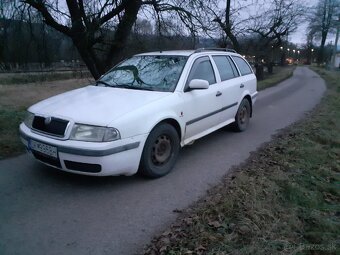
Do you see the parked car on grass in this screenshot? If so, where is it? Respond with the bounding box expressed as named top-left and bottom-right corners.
top-left (20, 48), bottom-right (257, 178)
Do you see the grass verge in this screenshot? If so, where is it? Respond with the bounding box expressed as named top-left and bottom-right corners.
top-left (0, 78), bottom-right (91, 159)
top-left (0, 106), bottom-right (26, 159)
top-left (144, 67), bottom-right (340, 254)
top-left (258, 66), bottom-right (295, 91)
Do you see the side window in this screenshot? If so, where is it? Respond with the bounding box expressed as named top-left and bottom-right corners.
top-left (212, 56), bottom-right (238, 81)
top-left (187, 57), bottom-right (216, 87)
top-left (232, 56), bottom-right (253, 76)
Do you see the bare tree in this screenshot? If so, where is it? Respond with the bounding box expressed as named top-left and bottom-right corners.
top-left (21, 0), bottom-right (203, 79)
top-left (308, 0), bottom-right (340, 64)
top-left (249, 0), bottom-right (305, 49)
top-left (212, 0), bottom-right (241, 51)
top-left (199, 0), bottom-right (254, 51)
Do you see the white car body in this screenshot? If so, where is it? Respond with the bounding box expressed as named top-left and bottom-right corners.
top-left (20, 49), bottom-right (257, 176)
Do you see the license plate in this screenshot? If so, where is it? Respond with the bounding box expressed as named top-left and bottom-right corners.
top-left (29, 140), bottom-right (58, 159)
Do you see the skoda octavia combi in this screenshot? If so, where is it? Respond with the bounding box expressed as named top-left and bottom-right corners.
top-left (20, 49), bottom-right (257, 178)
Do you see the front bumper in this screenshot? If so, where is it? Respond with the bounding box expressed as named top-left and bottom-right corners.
top-left (20, 123), bottom-right (148, 176)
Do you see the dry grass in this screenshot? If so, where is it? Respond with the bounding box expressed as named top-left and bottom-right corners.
top-left (0, 78), bottom-right (93, 109)
top-left (0, 78), bottom-right (93, 159)
top-left (0, 70), bottom-right (91, 85)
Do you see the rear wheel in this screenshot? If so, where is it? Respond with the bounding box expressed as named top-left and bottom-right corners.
top-left (139, 123), bottom-right (180, 178)
top-left (232, 98), bottom-right (251, 132)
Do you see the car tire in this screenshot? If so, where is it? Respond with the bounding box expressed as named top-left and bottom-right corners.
top-left (232, 98), bottom-right (251, 132)
top-left (139, 123), bottom-right (180, 178)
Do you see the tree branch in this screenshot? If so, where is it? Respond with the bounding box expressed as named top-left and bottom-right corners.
top-left (98, 0), bottom-right (130, 26)
top-left (23, 0), bottom-right (71, 36)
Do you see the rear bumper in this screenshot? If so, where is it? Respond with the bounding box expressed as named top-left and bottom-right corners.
top-left (20, 123), bottom-right (148, 176)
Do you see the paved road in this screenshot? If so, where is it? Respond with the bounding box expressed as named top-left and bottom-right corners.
top-left (0, 67), bottom-right (326, 255)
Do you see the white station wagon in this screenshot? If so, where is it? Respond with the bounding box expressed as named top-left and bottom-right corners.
top-left (20, 49), bottom-right (257, 178)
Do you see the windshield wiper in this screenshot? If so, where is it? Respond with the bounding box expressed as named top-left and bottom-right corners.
top-left (116, 84), bottom-right (156, 91)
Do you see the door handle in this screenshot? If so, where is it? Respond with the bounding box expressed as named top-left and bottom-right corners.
top-left (216, 91), bottom-right (222, 97)
top-left (240, 84), bottom-right (245, 88)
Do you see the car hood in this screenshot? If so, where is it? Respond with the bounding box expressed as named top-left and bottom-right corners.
top-left (29, 85), bottom-right (171, 126)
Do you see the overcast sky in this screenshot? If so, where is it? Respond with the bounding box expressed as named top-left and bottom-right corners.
top-left (232, 0), bottom-right (319, 45)
top-left (289, 0), bottom-right (317, 45)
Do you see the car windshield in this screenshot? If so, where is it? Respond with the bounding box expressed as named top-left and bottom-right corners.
top-left (98, 55), bottom-right (188, 92)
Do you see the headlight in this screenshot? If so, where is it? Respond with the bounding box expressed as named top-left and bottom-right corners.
top-left (24, 111), bottom-right (34, 128)
top-left (70, 124), bottom-right (120, 142)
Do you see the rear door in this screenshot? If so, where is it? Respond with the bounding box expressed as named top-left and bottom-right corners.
top-left (231, 55), bottom-right (257, 98)
top-left (211, 55), bottom-right (241, 122)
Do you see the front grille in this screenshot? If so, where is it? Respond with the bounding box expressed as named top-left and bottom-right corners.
top-left (32, 116), bottom-right (69, 137)
top-left (32, 151), bottom-right (61, 168)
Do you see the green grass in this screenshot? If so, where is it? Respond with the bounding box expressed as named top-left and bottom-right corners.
top-left (0, 70), bottom-right (91, 85)
top-left (258, 66), bottom-right (295, 91)
top-left (0, 106), bottom-right (26, 159)
top-left (144, 68), bottom-right (340, 254)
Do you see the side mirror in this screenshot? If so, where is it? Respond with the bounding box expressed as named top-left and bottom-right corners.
top-left (188, 79), bottom-right (209, 90)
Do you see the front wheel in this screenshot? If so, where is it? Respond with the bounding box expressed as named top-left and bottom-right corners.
top-left (139, 123), bottom-right (180, 178)
top-left (232, 99), bottom-right (251, 132)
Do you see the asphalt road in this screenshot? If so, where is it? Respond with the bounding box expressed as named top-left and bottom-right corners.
top-left (0, 67), bottom-right (326, 255)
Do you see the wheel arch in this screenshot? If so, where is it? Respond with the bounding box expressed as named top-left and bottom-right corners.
top-left (243, 94), bottom-right (253, 117)
top-left (151, 118), bottom-right (182, 141)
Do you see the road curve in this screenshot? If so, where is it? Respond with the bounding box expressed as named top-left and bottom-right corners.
top-left (0, 67), bottom-right (326, 255)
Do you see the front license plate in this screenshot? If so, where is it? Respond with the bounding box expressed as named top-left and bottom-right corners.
top-left (29, 140), bottom-right (58, 159)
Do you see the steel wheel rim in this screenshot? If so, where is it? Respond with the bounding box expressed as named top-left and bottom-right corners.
top-left (239, 106), bottom-right (248, 124)
top-left (151, 135), bottom-right (172, 165)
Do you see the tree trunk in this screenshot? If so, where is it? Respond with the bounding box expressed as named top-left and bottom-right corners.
top-left (23, 0), bottom-right (143, 79)
top-left (318, 32), bottom-right (327, 64)
top-left (104, 0), bottom-right (142, 69)
top-left (225, 29), bottom-right (240, 52)
top-left (73, 38), bottom-right (102, 80)
top-left (224, 0), bottom-right (240, 52)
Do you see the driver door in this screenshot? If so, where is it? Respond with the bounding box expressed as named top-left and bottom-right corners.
top-left (181, 57), bottom-right (224, 143)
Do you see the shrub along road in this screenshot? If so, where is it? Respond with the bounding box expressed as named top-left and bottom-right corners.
top-left (0, 67), bottom-right (326, 255)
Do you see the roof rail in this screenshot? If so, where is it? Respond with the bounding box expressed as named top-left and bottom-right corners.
top-left (194, 48), bottom-right (237, 53)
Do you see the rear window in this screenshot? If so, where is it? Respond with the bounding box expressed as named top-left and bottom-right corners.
top-left (232, 56), bottom-right (253, 76)
top-left (212, 56), bottom-right (238, 81)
